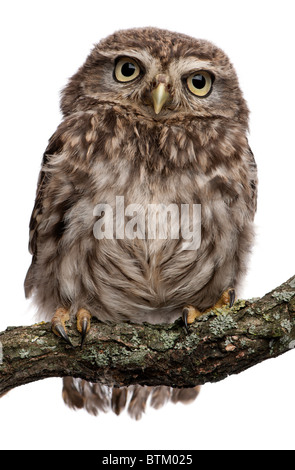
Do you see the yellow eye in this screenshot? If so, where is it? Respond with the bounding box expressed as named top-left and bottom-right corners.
top-left (115, 58), bottom-right (141, 83)
top-left (187, 71), bottom-right (212, 97)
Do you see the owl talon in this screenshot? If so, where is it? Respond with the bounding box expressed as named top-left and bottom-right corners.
top-left (54, 324), bottom-right (73, 347)
top-left (182, 308), bottom-right (189, 334)
top-left (182, 305), bottom-right (203, 333)
top-left (217, 287), bottom-right (236, 308)
top-left (51, 308), bottom-right (73, 347)
top-left (182, 287), bottom-right (236, 332)
top-left (76, 308), bottom-right (92, 348)
top-left (229, 288), bottom-right (236, 308)
top-left (80, 318), bottom-right (89, 348)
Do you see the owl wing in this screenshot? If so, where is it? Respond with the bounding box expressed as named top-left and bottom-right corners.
top-left (24, 129), bottom-right (64, 298)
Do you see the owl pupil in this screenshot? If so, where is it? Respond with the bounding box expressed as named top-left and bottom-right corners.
top-left (121, 62), bottom-right (136, 77)
top-left (192, 75), bottom-right (206, 89)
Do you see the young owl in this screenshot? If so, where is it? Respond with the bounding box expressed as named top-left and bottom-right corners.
top-left (25, 27), bottom-right (257, 419)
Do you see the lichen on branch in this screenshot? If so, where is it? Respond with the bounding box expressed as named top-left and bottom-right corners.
top-left (0, 275), bottom-right (295, 396)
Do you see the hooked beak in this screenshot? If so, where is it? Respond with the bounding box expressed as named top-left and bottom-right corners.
top-left (151, 82), bottom-right (170, 115)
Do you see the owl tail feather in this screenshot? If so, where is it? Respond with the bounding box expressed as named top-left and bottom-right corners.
top-left (62, 378), bottom-right (200, 420)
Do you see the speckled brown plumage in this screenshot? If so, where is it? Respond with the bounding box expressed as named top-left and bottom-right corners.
top-left (25, 27), bottom-right (257, 419)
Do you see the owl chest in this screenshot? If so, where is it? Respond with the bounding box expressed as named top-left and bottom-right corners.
top-left (88, 158), bottom-right (212, 255)
top-left (56, 150), bottom-right (238, 309)
top-left (72, 149), bottom-right (232, 242)
top-left (65, 137), bottom-right (240, 263)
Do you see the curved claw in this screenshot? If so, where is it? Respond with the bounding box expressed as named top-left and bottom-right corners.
top-left (77, 308), bottom-right (92, 348)
top-left (80, 318), bottom-right (89, 348)
top-left (182, 308), bottom-right (189, 334)
top-left (229, 288), bottom-right (236, 308)
top-left (51, 308), bottom-right (73, 347)
top-left (54, 323), bottom-right (73, 347)
top-left (182, 305), bottom-right (203, 334)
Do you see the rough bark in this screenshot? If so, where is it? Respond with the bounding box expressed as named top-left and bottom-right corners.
top-left (0, 275), bottom-right (295, 396)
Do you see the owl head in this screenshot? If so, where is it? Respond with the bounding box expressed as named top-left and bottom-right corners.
top-left (61, 27), bottom-right (248, 127)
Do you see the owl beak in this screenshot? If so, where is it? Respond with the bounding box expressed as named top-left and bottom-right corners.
top-left (151, 82), bottom-right (170, 115)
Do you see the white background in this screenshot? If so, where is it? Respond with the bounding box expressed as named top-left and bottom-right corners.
top-left (0, 0), bottom-right (294, 451)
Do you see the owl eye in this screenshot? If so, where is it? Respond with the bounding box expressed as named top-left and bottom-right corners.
top-left (114, 58), bottom-right (141, 83)
top-left (187, 71), bottom-right (212, 97)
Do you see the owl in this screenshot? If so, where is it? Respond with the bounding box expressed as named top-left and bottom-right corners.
top-left (24, 27), bottom-right (257, 419)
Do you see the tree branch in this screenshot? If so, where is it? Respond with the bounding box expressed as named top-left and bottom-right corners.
top-left (1, 275), bottom-right (295, 396)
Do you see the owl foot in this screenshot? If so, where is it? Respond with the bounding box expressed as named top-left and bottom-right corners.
top-left (51, 307), bottom-right (92, 348)
top-left (51, 308), bottom-right (73, 347)
top-left (182, 288), bottom-right (235, 333)
top-left (182, 306), bottom-right (203, 333)
top-left (216, 288), bottom-right (236, 309)
top-left (76, 308), bottom-right (92, 348)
